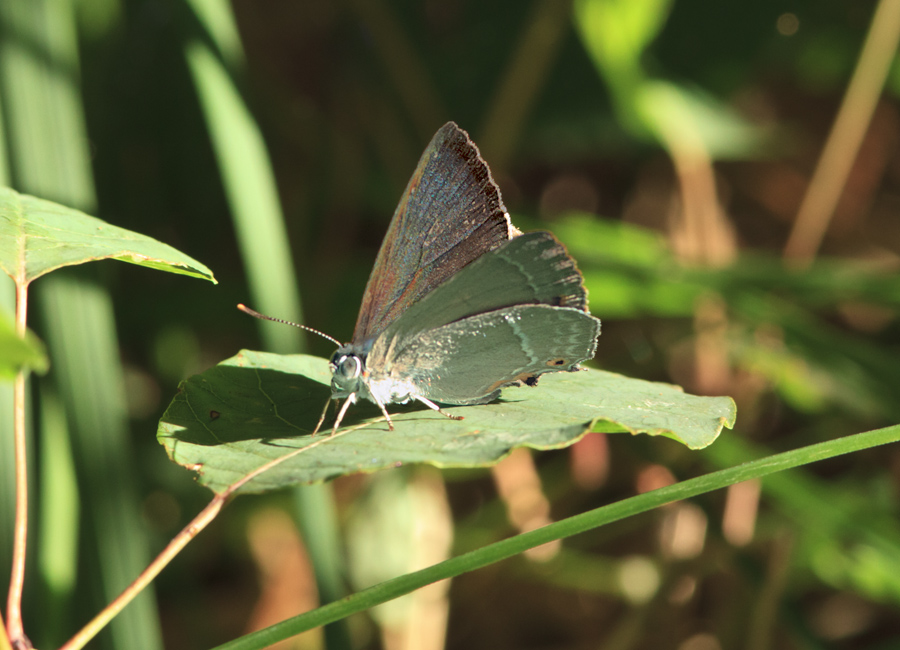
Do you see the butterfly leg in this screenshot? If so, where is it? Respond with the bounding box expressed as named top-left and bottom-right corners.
top-left (415, 396), bottom-right (463, 421)
top-left (370, 394), bottom-right (395, 431)
top-left (331, 396), bottom-right (357, 435)
top-left (329, 394), bottom-right (396, 434)
top-left (311, 398), bottom-right (334, 437)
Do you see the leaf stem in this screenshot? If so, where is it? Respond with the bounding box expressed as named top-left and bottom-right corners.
top-left (60, 424), bottom-right (355, 650)
top-left (6, 281), bottom-right (29, 649)
top-left (59, 492), bottom-right (226, 650)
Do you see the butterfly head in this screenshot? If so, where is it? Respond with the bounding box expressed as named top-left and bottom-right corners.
top-left (330, 346), bottom-right (368, 399)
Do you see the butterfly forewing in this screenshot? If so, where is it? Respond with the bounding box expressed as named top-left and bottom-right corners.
top-left (352, 122), bottom-right (515, 343)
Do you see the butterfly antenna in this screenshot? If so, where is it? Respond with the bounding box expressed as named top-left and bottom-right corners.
top-left (237, 304), bottom-right (342, 347)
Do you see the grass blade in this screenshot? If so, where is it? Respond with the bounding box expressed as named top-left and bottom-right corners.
top-left (210, 424), bottom-right (900, 650)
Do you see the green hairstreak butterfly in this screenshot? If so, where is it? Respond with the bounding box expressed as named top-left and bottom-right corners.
top-left (241, 122), bottom-right (601, 434)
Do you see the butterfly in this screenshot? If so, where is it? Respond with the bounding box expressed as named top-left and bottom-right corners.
top-left (241, 122), bottom-right (601, 434)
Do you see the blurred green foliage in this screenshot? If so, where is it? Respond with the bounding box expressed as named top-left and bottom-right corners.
top-left (2, 0), bottom-right (900, 649)
top-left (0, 311), bottom-right (46, 379)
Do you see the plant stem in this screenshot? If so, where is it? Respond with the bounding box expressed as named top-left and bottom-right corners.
top-left (478, 0), bottom-right (572, 175)
top-left (60, 425), bottom-right (354, 650)
top-left (59, 493), bottom-right (227, 650)
top-left (6, 281), bottom-right (28, 649)
top-left (784, 0), bottom-right (900, 266)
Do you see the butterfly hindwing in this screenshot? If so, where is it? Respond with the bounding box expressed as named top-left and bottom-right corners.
top-left (370, 304), bottom-right (600, 405)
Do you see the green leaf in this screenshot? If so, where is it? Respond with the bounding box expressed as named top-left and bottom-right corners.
top-left (636, 80), bottom-right (771, 159)
top-left (0, 309), bottom-right (47, 378)
top-left (546, 214), bottom-right (704, 317)
top-left (554, 214), bottom-right (900, 319)
top-left (0, 186), bottom-right (216, 284)
top-left (549, 212), bottom-right (672, 269)
top-left (574, 0), bottom-right (674, 74)
top-left (157, 351), bottom-right (736, 494)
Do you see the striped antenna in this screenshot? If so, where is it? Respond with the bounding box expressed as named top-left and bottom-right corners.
top-left (237, 304), bottom-right (342, 347)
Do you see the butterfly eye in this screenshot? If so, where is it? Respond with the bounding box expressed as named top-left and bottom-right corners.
top-left (336, 355), bottom-right (362, 381)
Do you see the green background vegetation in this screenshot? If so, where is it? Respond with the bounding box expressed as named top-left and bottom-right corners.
top-left (2, 0), bottom-right (900, 648)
